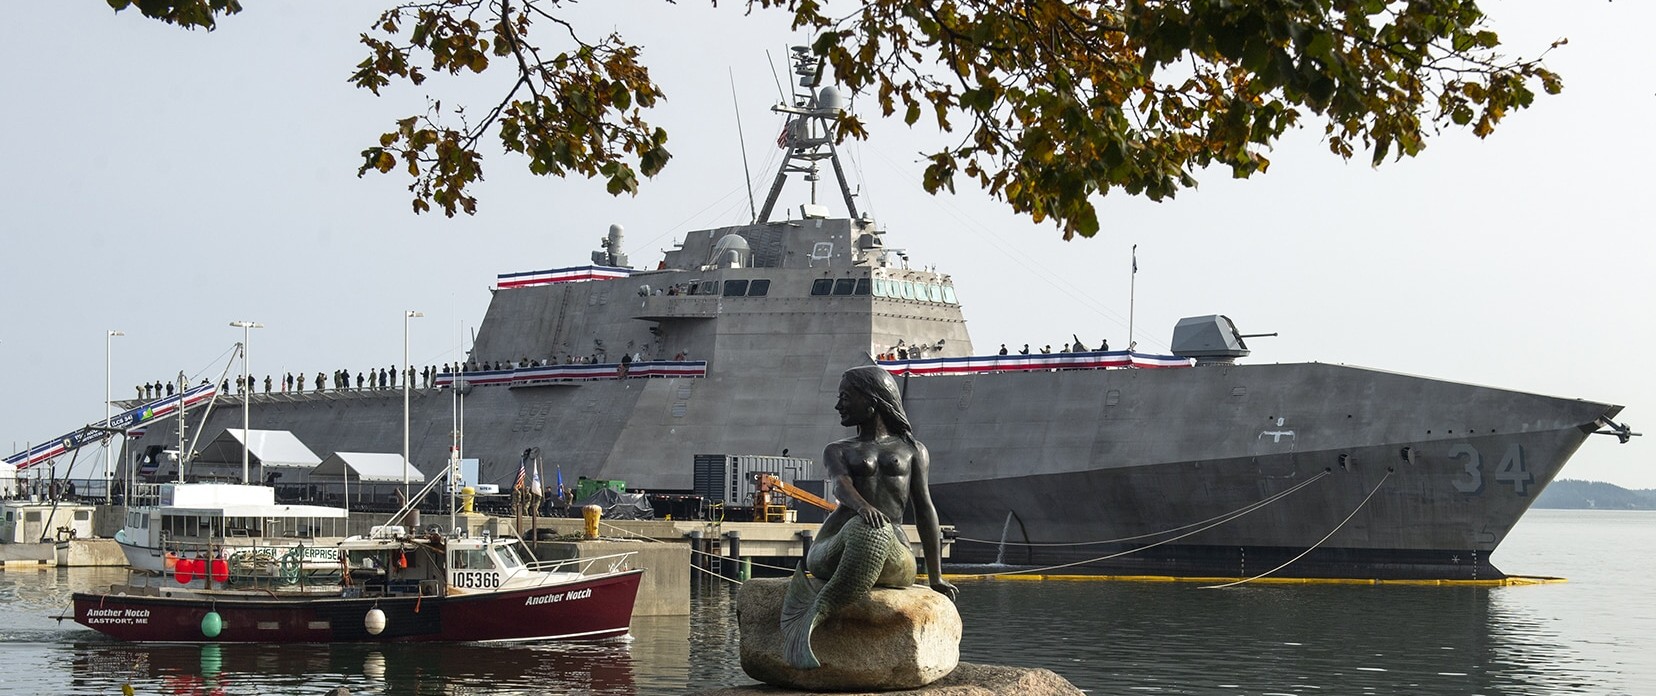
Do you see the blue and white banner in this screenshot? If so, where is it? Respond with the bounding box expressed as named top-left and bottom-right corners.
top-left (4, 383), bottom-right (217, 470)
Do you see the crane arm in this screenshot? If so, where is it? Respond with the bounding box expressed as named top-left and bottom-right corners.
top-left (755, 474), bottom-right (837, 512)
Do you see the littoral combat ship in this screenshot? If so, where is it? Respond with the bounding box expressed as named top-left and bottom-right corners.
top-left (119, 51), bottom-right (1631, 581)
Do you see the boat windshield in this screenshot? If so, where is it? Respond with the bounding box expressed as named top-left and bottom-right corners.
top-left (496, 543), bottom-right (526, 570)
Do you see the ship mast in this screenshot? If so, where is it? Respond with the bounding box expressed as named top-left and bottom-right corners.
top-left (757, 46), bottom-right (858, 223)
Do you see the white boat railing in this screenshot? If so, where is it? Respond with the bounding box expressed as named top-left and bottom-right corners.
top-left (509, 551), bottom-right (636, 587)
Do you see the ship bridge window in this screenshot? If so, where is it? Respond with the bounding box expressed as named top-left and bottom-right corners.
top-left (811, 279), bottom-right (834, 296)
top-left (854, 278), bottom-right (871, 295)
top-left (723, 279), bottom-right (749, 296)
top-left (872, 279), bottom-right (888, 297)
top-left (698, 280), bottom-right (718, 295)
top-left (748, 279), bottom-right (770, 296)
top-left (942, 285), bottom-right (957, 304)
top-left (899, 281), bottom-right (915, 300)
top-left (832, 278), bottom-right (856, 296)
top-left (926, 284), bottom-right (943, 302)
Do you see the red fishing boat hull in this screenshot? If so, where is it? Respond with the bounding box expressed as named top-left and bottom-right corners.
top-left (72, 570), bottom-right (642, 643)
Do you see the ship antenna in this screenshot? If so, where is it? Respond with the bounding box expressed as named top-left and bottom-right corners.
top-left (765, 49), bottom-right (787, 102)
top-left (731, 68), bottom-right (758, 223)
top-left (756, 45), bottom-right (859, 223)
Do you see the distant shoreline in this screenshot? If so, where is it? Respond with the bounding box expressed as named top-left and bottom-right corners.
top-left (1535, 479), bottom-right (1656, 510)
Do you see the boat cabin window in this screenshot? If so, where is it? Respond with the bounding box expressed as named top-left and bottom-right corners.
top-left (942, 285), bottom-right (957, 304)
top-left (723, 279), bottom-right (749, 296)
top-left (748, 279), bottom-right (770, 296)
top-left (927, 284), bottom-right (943, 302)
top-left (872, 279), bottom-right (887, 297)
top-left (684, 279), bottom-right (702, 295)
top-left (854, 278), bottom-right (871, 295)
top-left (698, 280), bottom-right (718, 295)
top-left (900, 281), bottom-right (915, 300)
top-left (453, 548), bottom-right (497, 570)
top-left (832, 278), bottom-right (856, 296)
top-left (810, 279), bottom-right (834, 296)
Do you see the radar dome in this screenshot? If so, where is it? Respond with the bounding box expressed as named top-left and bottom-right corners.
top-left (818, 86), bottom-right (844, 113)
top-left (710, 233), bottom-right (752, 268)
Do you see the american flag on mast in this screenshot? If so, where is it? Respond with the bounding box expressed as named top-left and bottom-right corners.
top-left (514, 463), bottom-right (526, 490)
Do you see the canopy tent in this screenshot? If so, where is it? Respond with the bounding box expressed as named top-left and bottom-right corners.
top-left (195, 429), bottom-right (323, 471)
top-left (311, 453), bottom-right (427, 483)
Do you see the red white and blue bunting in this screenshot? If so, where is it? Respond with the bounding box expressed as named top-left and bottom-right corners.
top-left (495, 265), bottom-right (633, 290)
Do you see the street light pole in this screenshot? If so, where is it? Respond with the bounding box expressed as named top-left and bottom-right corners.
top-left (229, 321), bottom-right (263, 484)
top-left (403, 310), bottom-right (423, 505)
top-left (105, 330), bottom-right (124, 504)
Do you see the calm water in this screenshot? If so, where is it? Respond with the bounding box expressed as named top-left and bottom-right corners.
top-left (1, 509), bottom-right (1651, 695)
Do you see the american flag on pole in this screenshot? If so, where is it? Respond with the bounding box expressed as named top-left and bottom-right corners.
top-left (514, 463), bottom-right (526, 490)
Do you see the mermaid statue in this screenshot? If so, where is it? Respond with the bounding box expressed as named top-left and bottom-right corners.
top-left (781, 365), bottom-right (959, 669)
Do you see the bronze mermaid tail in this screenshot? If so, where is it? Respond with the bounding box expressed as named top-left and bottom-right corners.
top-left (779, 516), bottom-right (917, 669)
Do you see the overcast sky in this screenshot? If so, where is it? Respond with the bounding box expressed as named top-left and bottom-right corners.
top-left (2, 1), bottom-right (1650, 487)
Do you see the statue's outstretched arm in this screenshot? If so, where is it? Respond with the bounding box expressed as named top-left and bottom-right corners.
top-left (909, 443), bottom-right (957, 601)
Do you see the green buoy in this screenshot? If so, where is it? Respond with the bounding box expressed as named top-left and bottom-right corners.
top-left (201, 610), bottom-right (223, 638)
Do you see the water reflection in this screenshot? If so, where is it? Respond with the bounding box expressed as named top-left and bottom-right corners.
top-left (65, 639), bottom-right (644, 695)
top-left (951, 579), bottom-right (1613, 695)
top-left (8, 516), bottom-right (1651, 696)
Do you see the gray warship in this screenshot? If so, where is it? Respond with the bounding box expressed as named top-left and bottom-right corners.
top-left (114, 52), bottom-right (1631, 581)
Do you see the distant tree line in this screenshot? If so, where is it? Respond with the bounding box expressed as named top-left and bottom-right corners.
top-left (1534, 479), bottom-right (1656, 510)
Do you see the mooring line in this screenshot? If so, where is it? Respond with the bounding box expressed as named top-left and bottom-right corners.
top-left (957, 470), bottom-right (1331, 548)
top-left (956, 471), bottom-right (1341, 578)
top-left (1200, 470), bottom-right (1393, 590)
top-left (593, 520), bottom-right (785, 580)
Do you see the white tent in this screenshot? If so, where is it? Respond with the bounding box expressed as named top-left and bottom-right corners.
top-left (311, 453), bottom-right (426, 483)
top-left (195, 429), bottom-right (323, 471)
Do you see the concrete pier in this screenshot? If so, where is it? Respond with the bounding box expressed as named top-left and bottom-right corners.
top-left (0, 541), bottom-right (55, 569)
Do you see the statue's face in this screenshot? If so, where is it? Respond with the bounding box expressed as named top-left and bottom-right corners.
top-left (836, 378), bottom-right (876, 427)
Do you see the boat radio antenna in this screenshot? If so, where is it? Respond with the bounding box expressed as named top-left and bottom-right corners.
top-left (756, 45), bottom-right (859, 223)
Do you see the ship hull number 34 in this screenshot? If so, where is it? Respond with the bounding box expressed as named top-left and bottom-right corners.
top-left (1449, 443), bottom-right (1533, 496)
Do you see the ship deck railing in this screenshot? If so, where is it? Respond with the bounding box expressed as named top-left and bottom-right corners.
top-left (878, 350), bottom-right (1195, 376)
top-left (432, 361), bottom-right (707, 389)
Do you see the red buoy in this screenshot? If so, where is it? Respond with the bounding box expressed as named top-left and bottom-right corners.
top-left (210, 558), bottom-right (229, 583)
top-left (175, 558), bottom-right (197, 584)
